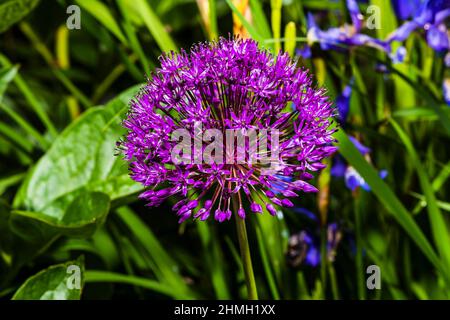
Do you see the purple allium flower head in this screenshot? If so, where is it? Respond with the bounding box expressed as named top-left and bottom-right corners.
top-left (120, 38), bottom-right (337, 223)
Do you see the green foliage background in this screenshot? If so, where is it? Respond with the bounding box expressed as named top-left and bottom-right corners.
top-left (0, 0), bottom-right (449, 299)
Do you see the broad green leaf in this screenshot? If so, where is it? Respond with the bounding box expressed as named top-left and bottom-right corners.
top-left (0, 0), bottom-right (39, 33)
top-left (76, 0), bottom-right (127, 45)
top-left (12, 257), bottom-right (84, 300)
top-left (11, 192), bottom-right (110, 241)
top-left (13, 85), bottom-right (142, 214)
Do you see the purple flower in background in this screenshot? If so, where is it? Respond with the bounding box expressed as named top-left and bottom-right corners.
top-left (392, 0), bottom-right (422, 20)
top-left (306, 0), bottom-right (388, 53)
top-left (287, 223), bottom-right (342, 267)
top-left (444, 78), bottom-right (450, 106)
top-left (336, 81), bottom-right (353, 124)
top-left (388, 0), bottom-right (450, 53)
top-left (295, 45), bottom-right (312, 59)
top-left (390, 46), bottom-right (407, 63)
top-left (120, 38), bottom-right (337, 223)
top-left (331, 136), bottom-right (387, 191)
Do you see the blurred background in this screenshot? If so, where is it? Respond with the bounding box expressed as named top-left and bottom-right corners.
top-left (0, 0), bottom-right (449, 299)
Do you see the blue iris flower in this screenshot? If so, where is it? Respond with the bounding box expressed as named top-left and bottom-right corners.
top-left (388, 0), bottom-right (450, 53)
top-left (336, 81), bottom-right (353, 124)
top-left (331, 136), bottom-right (387, 191)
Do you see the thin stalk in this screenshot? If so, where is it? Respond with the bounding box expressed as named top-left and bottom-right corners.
top-left (19, 22), bottom-right (91, 109)
top-left (354, 194), bottom-right (366, 300)
top-left (0, 102), bottom-right (49, 149)
top-left (320, 226), bottom-right (327, 293)
top-left (328, 264), bottom-right (340, 300)
top-left (0, 55), bottom-right (57, 137)
top-left (233, 200), bottom-right (258, 300)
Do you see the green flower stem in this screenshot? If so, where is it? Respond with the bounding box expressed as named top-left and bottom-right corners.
top-left (234, 211), bottom-right (258, 300)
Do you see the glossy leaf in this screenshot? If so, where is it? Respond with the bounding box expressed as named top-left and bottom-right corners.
top-left (13, 85), bottom-right (142, 214)
top-left (0, 0), bottom-right (39, 33)
top-left (12, 257), bottom-right (84, 300)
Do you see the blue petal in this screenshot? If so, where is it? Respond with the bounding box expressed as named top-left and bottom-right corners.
top-left (392, 0), bottom-right (421, 20)
top-left (389, 21), bottom-right (419, 42)
top-left (347, 0), bottom-right (363, 31)
top-left (307, 12), bottom-right (319, 30)
top-left (426, 25), bottom-right (449, 52)
top-left (349, 136), bottom-right (371, 155)
top-left (443, 79), bottom-right (450, 106)
top-left (296, 45), bottom-right (312, 59)
top-left (331, 155), bottom-right (347, 177)
top-left (361, 181), bottom-right (372, 191)
top-left (305, 246), bottom-right (321, 267)
top-left (391, 46), bottom-right (407, 64)
top-left (346, 174), bottom-right (361, 191)
top-left (415, 0), bottom-right (450, 25)
top-left (379, 169), bottom-right (388, 179)
top-left (292, 207), bottom-right (318, 221)
top-left (336, 84), bottom-right (352, 123)
top-left (435, 8), bottom-right (450, 24)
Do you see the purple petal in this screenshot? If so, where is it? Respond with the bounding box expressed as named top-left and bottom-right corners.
top-left (388, 21), bottom-right (419, 42)
top-left (426, 24), bottom-right (449, 52)
top-left (349, 136), bottom-right (371, 155)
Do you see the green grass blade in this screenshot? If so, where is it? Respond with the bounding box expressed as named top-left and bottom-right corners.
top-left (131, 0), bottom-right (177, 52)
top-left (334, 129), bottom-right (443, 273)
top-left (390, 119), bottom-right (450, 270)
top-left (249, 0), bottom-right (272, 40)
top-left (225, 0), bottom-right (263, 43)
top-left (117, 0), bottom-right (151, 73)
top-left (84, 271), bottom-right (180, 298)
top-left (0, 102), bottom-right (49, 149)
top-left (197, 222), bottom-right (230, 299)
top-left (284, 22), bottom-right (296, 57)
top-left (410, 192), bottom-right (450, 213)
top-left (0, 54), bottom-right (57, 136)
top-left (208, 0), bottom-right (218, 40)
top-left (76, 0), bottom-right (127, 45)
top-left (115, 207), bottom-right (195, 298)
top-left (270, 0), bottom-right (282, 53)
top-left (255, 224), bottom-right (280, 299)
top-left (0, 122), bottom-right (33, 153)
